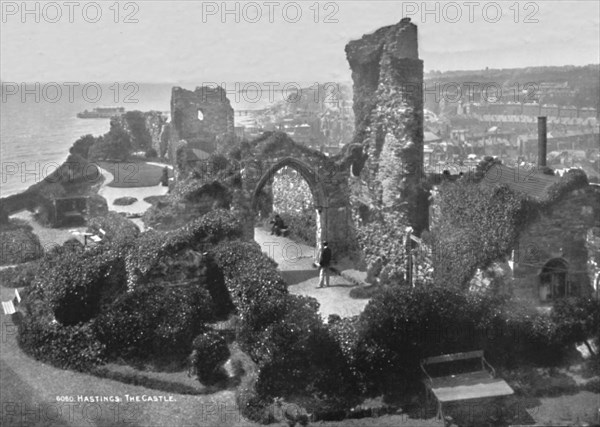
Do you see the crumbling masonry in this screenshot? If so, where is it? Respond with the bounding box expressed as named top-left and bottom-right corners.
top-left (346, 18), bottom-right (427, 233)
top-left (169, 86), bottom-right (235, 155)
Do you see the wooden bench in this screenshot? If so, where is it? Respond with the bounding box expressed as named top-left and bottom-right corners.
top-left (420, 350), bottom-right (514, 422)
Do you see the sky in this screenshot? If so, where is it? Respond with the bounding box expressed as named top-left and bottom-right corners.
top-left (1, 1), bottom-right (599, 84)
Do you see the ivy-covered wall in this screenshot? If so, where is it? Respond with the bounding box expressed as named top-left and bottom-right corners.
top-left (346, 18), bottom-right (426, 233)
top-left (429, 167), bottom-right (599, 302)
top-left (513, 186), bottom-right (599, 303)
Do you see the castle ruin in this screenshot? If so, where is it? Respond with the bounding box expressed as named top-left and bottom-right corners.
top-left (346, 18), bottom-right (427, 233)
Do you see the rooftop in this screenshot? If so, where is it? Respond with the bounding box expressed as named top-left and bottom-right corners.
top-left (481, 163), bottom-right (561, 200)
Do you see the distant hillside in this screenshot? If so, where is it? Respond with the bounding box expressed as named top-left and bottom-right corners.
top-left (424, 65), bottom-right (600, 109)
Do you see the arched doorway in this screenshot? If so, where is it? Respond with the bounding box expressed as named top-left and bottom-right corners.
top-left (539, 258), bottom-right (569, 302)
top-left (235, 131), bottom-right (355, 258)
top-left (251, 157), bottom-right (327, 251)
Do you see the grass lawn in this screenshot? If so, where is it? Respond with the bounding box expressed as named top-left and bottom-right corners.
top-left (99, 161), bottom-right (173, 188)
top-left (0, 288), bottom-right (256, 427)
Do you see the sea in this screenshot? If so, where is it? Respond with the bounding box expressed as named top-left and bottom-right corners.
top-left (0, 83), bottom-right (278, 198)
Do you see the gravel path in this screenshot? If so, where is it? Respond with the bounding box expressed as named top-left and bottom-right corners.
top-left (98, 167), bottom-right (169, 217)
top-left (254, 227), bottom-right (369, 319)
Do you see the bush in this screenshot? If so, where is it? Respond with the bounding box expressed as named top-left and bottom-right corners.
top-left (551, 297), bottom-right (600, 348)
top-left (145, 148), bottom-right (158, 158)
top-left (0, 261), bottom-right (40, 288)
top-left (70, 134), bottom-right (100, 160)
top-left (0, 219), bottom-right (43, 265)
top-left (210, 241), bottom-right (287, 352)
top-left (191, 330), bottom-right (230, 384)
top-left (94, 282), bottom-right (215, 361)
top-left (213, 241), bottom-right (358, 412)
top-left (128, 209), bottom-right (242, 287)
top-left (88, 212), bottom-right (140, 245)
top-left (354, 285), bottom-right (485, 394)
top-left (280, 209), bottom-right (317, 247)
top-left (486, 303), bottom-right (565, 367)
top-left (352, 285), bottom-right (584, 395)
top-left (89, 120), bottom-right (131, 162)
top-left (256, 296), bottom-right (358, 405)
top-left (18, 318), bottom-right (105, 372)
top-left (113, 196), bottom-right (138, 206)
top-left (39, 247), bottom-right (127, 325)
top-left (236, 370), bottom-right (271, 423)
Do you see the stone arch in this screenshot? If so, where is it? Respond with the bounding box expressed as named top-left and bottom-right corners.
top-left (250, 157), bottom-right (328, 252)
top-left (235, 132), bottom-right (356, 258)
top-left (251, 157), bottom-right (327, 211)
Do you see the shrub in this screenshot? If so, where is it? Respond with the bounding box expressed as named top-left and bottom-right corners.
top-left (0, 219), bottom-right (43, 265)
top-left (210, 241), bottom-right (287, 351)
top-left (88, 212), bottom-right (140, 245)
top-left (236, 370), bottom-right (271, 423)
top-left (128, 209), bottom-right (242, 287)
top-left (254, 295), bottom-right (360, 414)
top-left (69, 134), bottom-right (100, 160)
top-left (354, 285), bottom-right (483, 394)
top-left (280, 209), bottom-right (317, 247)
top-left (145, 148), bottom-right (158, 158)
top-left (485, 302), bottom-right (565, 367)
top-left (551, 297), bottom-right (600, 348)
top-left (113, 196), bottom-right (138, 206)
top-left (94, 282), bottom-right (214, 360)
top-left (18, 318), bottom-right (105, 372)
top-left (213, 240), bottom-right (358, 412)
top-left (92, 366), bottom-right (203, 395)
top-left (353, 284), bottom-right (584, 396)
top-left (39, 246), bottom-right (127, 325)
top-left (0, 261), bottom-right (40, 288)
top-left (121, 111), bottom-right (154, 151)
top-left (191, 330), bottom-right (230, 384)
top-left (89, 120), bottom-right (131, 161)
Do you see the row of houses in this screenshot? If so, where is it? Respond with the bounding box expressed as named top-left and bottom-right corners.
top-left (469, 102), bottom-right (598, 119)
top-left (423, 126), bottom-right (599, 175)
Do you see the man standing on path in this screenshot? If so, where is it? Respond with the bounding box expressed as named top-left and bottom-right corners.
top-left (318, 241), bottom-right (332, 288)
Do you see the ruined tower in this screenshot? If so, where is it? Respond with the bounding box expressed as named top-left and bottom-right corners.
top-left (346, 18), bottom-right (425, 232)
top-left (169, 86), bottom-right (235, 155)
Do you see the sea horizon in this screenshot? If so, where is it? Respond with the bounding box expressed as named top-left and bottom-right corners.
top-left (1, 82), bottom-right (287, 197)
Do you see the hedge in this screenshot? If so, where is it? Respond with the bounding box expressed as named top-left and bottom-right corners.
top-left (93, 282), bottom-right (215, 360)
top-left (127, 209), bottom-right (242, 287)
top-left (87, 212), bottom-right (140, 245)
top-left (191, 330), bottom-right (230, 384)
top-left (0, 219), bottom-right (44, 265)
top-left (352, 285), bottom-right (587, 395)
top-left (32, 244), bottom-right (127, 326)
top-left (18, 318), bottom-right (105, 372)
top-left (212, 240), bottom-right (359, 418)
top-left (210, 241), bottom-right (287, 352)
top-left (0, 261), bottom-right (40, 288)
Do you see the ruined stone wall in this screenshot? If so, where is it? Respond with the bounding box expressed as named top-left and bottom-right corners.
top-left (512, 187), bottom-right (599, 303)
top-left (169, 86), bottom-right (234, 154)
top-left (234, 132), bottom-right (356, 258)
top-left (346, 18), bottom-right (425, 232)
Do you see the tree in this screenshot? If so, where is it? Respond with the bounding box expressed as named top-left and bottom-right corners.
top-left (90, 121), bottom-right (131, 161)
top-left (70, 134), bottom-right (100, 160)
